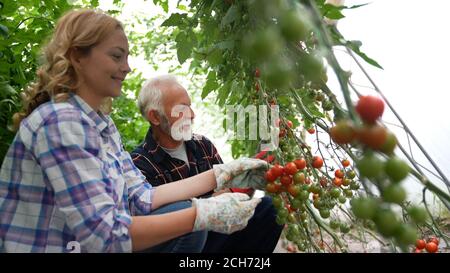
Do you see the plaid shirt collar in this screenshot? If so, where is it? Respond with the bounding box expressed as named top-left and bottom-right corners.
top-left (143, 127), bottom-right (198, 163)
top-left (64, 93), bottom-right (111, 135)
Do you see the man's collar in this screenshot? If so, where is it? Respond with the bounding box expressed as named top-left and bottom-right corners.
top-left (144, 127), bottom-right (197, 163)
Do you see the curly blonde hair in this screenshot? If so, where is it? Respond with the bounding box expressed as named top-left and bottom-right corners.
top-left (12, 9), bottom-right (123, 130)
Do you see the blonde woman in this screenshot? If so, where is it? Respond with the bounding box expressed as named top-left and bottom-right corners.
top-left (0, 9), bottom-right (268, 253)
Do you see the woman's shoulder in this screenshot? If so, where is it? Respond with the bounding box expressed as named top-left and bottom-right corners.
top-left (24, 100), bottom-right (85, 131)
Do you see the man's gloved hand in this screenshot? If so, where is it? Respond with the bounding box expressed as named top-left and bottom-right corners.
top-left (213, 157), bottom-right (268, 191)
top-left (192, 193), bottom-right (261, 234)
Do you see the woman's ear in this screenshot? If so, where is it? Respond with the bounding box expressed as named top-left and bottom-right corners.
top-left (147, 109), bottom-right (161, 125)
top-left (68, 47), bottom-right (84, 71)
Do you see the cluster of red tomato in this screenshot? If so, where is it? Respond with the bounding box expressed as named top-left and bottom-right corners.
top-left (264, 157), bottom-right (323, 195)
top-left (330, 95), bottom-right (395, 153)
top-left (414, 237), bottom-right (439, 253)
top-left (331, 95), bottom-right (430, 248)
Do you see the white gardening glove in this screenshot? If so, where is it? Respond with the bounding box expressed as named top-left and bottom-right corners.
top-left (192, 193), bottom-right (261, 234)
top-left (213, 157), bottom-right (268, 191)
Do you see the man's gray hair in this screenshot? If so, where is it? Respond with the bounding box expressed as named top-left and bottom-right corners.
top-left (138, 75), bottom-right (179, 121)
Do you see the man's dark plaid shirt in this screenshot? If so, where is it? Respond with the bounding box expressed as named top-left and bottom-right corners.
top-left (130, 128), bottom-right (223, 194)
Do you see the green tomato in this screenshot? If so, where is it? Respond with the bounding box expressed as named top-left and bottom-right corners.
top-left (351, 197), bottom-right (378, 220)
top-left (330, 220), bottom-right (340, 230)
top-left (344, 189), bottom-right (353, 198)
top-left (407, 206), bottom-right (428, 224)
top-left (272, 195), bottom-right (284, 209)
top-left (330, 188), bottom-right (341, 198)
top-left (385, 157), bottom-right (410, 183)
top-left (319, 209), bottom-right (330, 219)
top-left (357, 154), bottom-right (384, 179)
top-left (340, 223), bottom-right (350, 234)
top-left (394, 224), bottom-right (418, 246)
top-left (298, 190), bottom-right (310, 201)
top-left (291, 198), bottom-right (303, 209)
top-left (280, 10), bottom-right (308, 42)
top-left (382, 184), bottom-right (406, 204)
top-left (241, 27), bottom-right (282, 62)
top-left (374, 208), bottom-right (400, 237)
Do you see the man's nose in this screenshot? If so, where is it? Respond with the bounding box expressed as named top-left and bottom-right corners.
top-left (190, 107), bottom-right (195, 120)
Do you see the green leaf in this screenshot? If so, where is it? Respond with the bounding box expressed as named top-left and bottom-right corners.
top-left (0, 82), bottom-right (16, 98)
top-left (206, 49), bottom-right (223, 65)
top-left (217, 80), bottom-right (232, 107)
top-left (90, 0), bottom-right (99, 7)
top-left (2, 0), bottom-right (17, 15)
top-left (302, 95), bottom-right (325, 119)
top-left (161, 13), bottom-right (188, 27)
top-left (175, 32), bottom-right (193, 64)
top-left (177, 4), bottom-right (187, 11)
top-left (161, 1), bottom-right (169, 13)
top-left (346, 40), bottom-right (383, 69)
top-left (215, 40), bottom-right (234, 50)
top-left (325, 8), bottom-right (345, 20)
top-left (38, 6), bottom-right (47, 14)
top-left (277, 95), bottom-right (290, 106)
top-left (221, 5), bottom-right (239, 28)
top-left (202, 71), bottom-right (219, 99)
top-left (153, 0), bottom-right (169, 12)
top-left (0, 24), bottom-right (8, 38)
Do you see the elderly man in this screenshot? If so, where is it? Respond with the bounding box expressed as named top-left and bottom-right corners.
top-left (131, 75), bottom-right (283, 253)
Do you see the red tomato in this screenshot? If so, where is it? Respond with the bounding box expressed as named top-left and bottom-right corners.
top-left (342, 159), bottom-right (350, 168)
top-left (255, 68), bottom-right (260, 78)
top-left (335, 169), bottom-right (345, 179)
top-left (294, 158), bottom-right (306, 170)
top-left (264, 155), bottom-right (275, 163)
top-left (307, 128), bottom-right (315, 134)
top-left (284, 162), bottom-right (298, 175)
top-left (355, 95), bottom-right (385, 124)
top-left (287, 184), bottom-right (300, 197)
top-left (280, 174), bottom-right (293, 186)
top-left (330, 120), bottom-right (356, 144)
top-left (333, 177), bottom-right (343, 187)
top-left (286, 120), bottom-right (293, 128)
top-left (415, 239), bottom-right (426, 250)
top-left (271, 164), bottom-right (284, 178)
top-left (254, 149), bottom-right (268, 159)
top-left (312, 156), bottom-right (323, 168)
top-left (265, 170), bottom-right (276, 182)
top-left (266, 182), bottom-right (281, 193)
top-left (429, 237), bottom-right (439, 246)
top-left (357, 123), bottom-right (388, 150)
top-left (425, 242), bottom-right (438, 253)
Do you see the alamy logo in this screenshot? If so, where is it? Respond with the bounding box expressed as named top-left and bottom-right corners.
top-left (225, 104), bottom-right (280, 151)
top-left (167, 103), bottom-right (281, 151)
top-left (66, 241), bottom-right (80, 253)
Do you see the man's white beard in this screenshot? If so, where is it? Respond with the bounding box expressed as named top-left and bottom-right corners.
top-left (171, 118), bottom-right (193, 141)
top-left (160, 113), bottom-right (193, 141)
